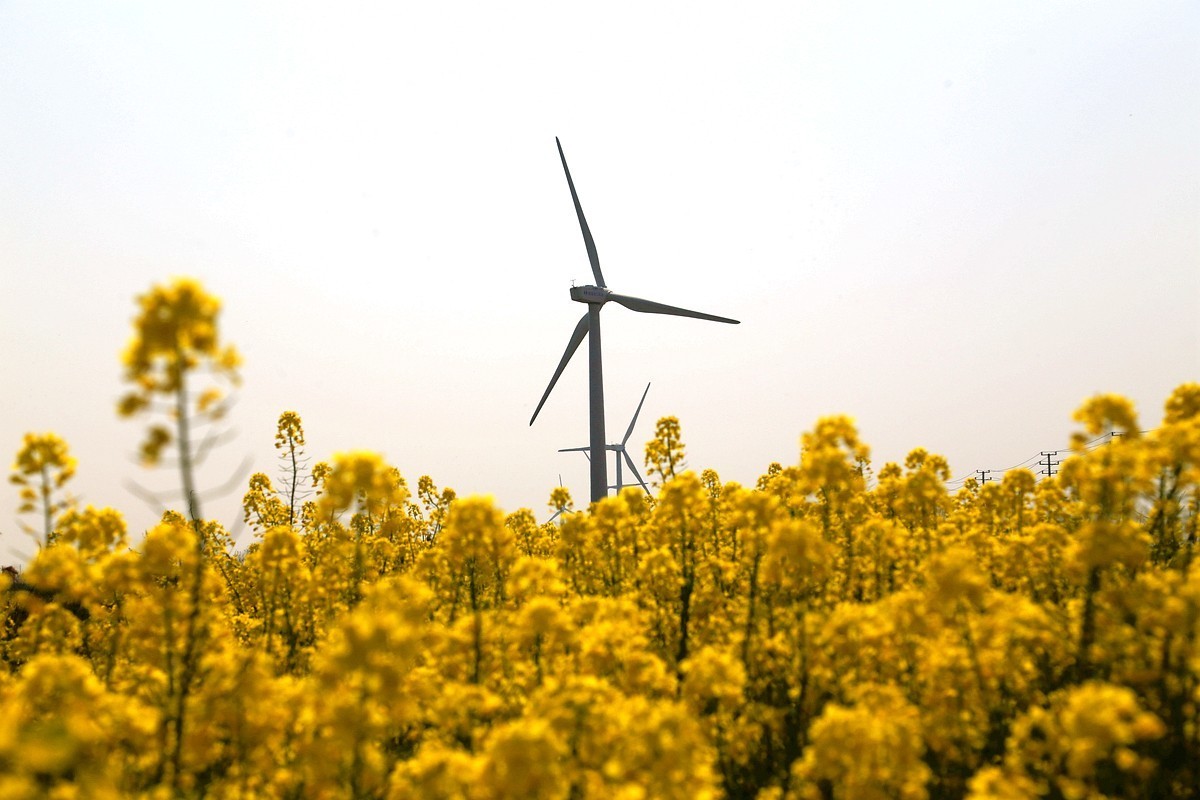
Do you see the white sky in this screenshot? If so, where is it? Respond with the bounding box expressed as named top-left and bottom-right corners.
top-left (2, 2), bottom-right (1197, 557)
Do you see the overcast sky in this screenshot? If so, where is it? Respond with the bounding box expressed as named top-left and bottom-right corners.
top-left (2, 2), bottom-right (1197, 557)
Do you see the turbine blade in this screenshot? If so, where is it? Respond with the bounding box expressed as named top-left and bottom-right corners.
top-left (530, 313), bottom-right (590, 425)
top-left (556, 137), bottom-right (606, 288)
top-left (623, 450), bottom-right (652, 495)
top-left (608, 293), bottom-right (739, 324)
top-left (622, 382), bottom-right (651, 445)
top-left (558, 446), bottom-right (590, 453)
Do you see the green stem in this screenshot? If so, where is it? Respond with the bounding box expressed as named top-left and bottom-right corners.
top-left (174, 355), bottom-right (201, 526)
top-left (288, 438), bottom-right (299, 527)
top-left (39, 464), bottom-right (52, 547)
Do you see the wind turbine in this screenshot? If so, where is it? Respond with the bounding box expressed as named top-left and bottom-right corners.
top-left (530, 138), bottom-right (740, 504)
top-left (559, 382), bottom-right (653, 496)
top-left (547, 474), bottom-right (569, 524)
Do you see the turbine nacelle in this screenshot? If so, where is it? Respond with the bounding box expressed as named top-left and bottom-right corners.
top-left (570, 285), bottom-right (610, 304)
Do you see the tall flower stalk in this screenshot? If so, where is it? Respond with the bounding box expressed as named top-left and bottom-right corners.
top-left (117, 278), bottom-right (241, 526)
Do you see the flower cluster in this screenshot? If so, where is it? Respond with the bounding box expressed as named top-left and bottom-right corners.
top-left (8, 432), bottom-right (76, 545)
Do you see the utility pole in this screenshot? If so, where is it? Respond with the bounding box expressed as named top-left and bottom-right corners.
top-left (975, 469), bottom-right (994, 485)
top-left (1038, 450), bottom-right (1061, 479)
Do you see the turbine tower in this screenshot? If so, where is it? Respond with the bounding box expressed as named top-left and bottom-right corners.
top-left (560, 382), bottom-right (653, 496)
top-left (530, 138), bottom-right (739, 504)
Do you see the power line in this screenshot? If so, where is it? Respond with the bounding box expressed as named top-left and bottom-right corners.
top-left (945, 428), bottom-right (1157, 489)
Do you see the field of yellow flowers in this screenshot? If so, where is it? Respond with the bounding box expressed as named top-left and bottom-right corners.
top-left (3, 278), bottom-right (1197, 799)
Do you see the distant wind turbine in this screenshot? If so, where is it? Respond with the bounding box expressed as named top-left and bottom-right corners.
top-left (547, 474), bottom-right (569, 524)
top-left (560, 382), bottom-right (653, 496)
top-left (530, 138), bottom-right (740, 503)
